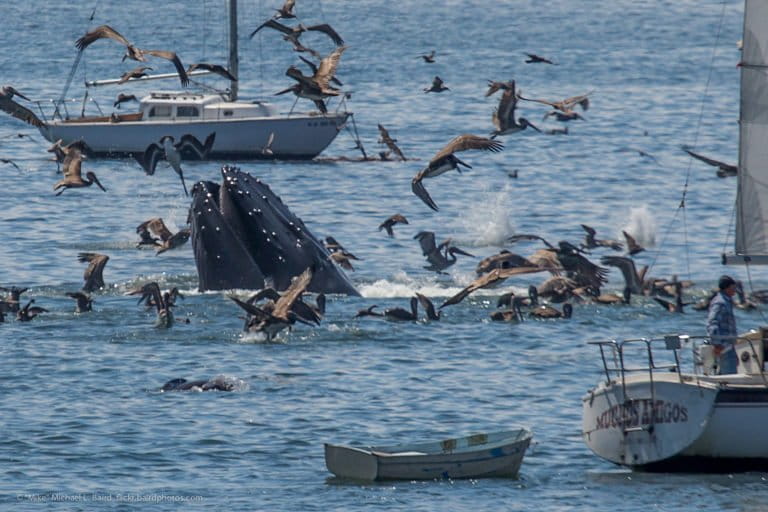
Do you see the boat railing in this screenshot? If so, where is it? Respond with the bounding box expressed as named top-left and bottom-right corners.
top-left (588, 331), bottom-right (768, 389)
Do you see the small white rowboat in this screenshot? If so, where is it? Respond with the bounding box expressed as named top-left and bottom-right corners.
top-left (324, 428), bottom-right (532, 481)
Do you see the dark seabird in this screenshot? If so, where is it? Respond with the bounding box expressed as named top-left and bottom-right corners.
top-left (136, 218), bottom-right (191, 255)
top-left (419, 50), bottom-right (436, 63)
top-left (324, 236), bottom-right (360, 261)
top-left (16, 299), bottom-right (48, 322)
top-left (250, 19), bottom-right (344, 56)
top-left (354, 305), bottom-right (383, 318)
top-left (485, 80), bottom-right (515, 97)
top-left (524, 53), bottom-right (556, 64)
top-left (330, 251), bottom-right (356, 271)
top-left (0, 286), bottom-right (28, 313)
top-left (1, 158), bottom-right (22, 171)
top-left (622, 230), bottom-right (645, 256)
top-left (377, 124), bottom-right (407, 161)
top-left (412, 134), bottom-right (504, 211)
top-left (490, 81), bottom-right (541, 138)
top-left (66, 291), bottom-right (93, 313)
top-left (384, 296), bottom-right (419, 321)
top-left (113, 93), bottom-right (138, 108)
top-left (543, 109), bottom-right (586, 122)
top-left (78, 252), bottom-right (109, 293)
top-left (274, 0), bottom-right (296, 19)
top-left (378, 214), bottom-right (409, 237)
top-left (581, 224), bottom-right (623, 251)
top-left (414, 231), bottom-right (474, 273)
top-left (424, 76), bottom-right (449, 93)
top-left (53, 143), bottom-right (106, 195)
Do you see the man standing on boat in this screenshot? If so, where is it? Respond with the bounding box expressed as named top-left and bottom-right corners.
top-left (706, 275), bottom-right (738, 374)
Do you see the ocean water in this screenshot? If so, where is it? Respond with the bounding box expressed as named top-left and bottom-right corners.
top-left (0, 0), bottom-right (763, 510)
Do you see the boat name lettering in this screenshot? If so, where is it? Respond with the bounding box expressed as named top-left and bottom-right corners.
top-left (594, 399), bottom-right (688, 431)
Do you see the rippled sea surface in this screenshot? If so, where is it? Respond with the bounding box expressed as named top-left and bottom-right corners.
top-left (1, 0), bottom-right (765, 510)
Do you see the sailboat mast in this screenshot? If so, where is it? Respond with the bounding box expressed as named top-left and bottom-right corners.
top-left (228, 0), bottom-right (239, 101)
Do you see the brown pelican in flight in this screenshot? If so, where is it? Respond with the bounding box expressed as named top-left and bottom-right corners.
top-left (378, 214), bottom-right (409, 237)
top-left (440, 266), bottom-right (552, 308)
top-left (53, 143), bottom-right (106, 196)
top-left (377, 124), bottom-right (407, 161)
top-left (517, 91), bottom-right (591, 122)
top-left (134, 133), bottom-right (216, 196)
top-left (78, 252), bottom-right (110, 293)
top-left (490, 81), bottom-right (541, 138)
top-left (412, 134), bottom-right (503, 211)
top-left (277, 46), bottom-right (347, 113)
top-left (580, 224), bottom-right (623, 251)
top-left (250, 19), bottom-right (344, 57)
top-left (424, 76), bottom-right (449, 93)
top-left (136, 218), bottom-right (191, 255)
top-left (75, 26), bottom-right (190, 86)
top-left (0, 85), bottom-right (44, 127)
top-left (414, 231), bottom-right (474, 274)
top-left (229, 267), bottom-right (316, 341)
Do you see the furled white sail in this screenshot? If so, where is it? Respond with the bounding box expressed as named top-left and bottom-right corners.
top-left (735, 0), bottom-right (768, 260)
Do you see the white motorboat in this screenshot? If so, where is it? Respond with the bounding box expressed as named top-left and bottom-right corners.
top-left (324, 428), bottom-right (532, 480)
top-left (2, 1), bottom-right (351, 160)
top-left (583, 0), bottom-right (768, 471)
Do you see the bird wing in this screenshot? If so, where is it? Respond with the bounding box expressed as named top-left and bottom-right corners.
top-left (411, 172), bottom-right (439, 211)
top-left (581, 224), bottom-right (597, 237)
top-left (653, 297), bottom-right (674, 312)
top-left (75, 25), bottom-right (131, 51)
top-left (516, 93), bottom-right (557, 109)
top-left (377, 124), bottom-right (406, 160)
top-left (440, 269), bottom-right (506, 308)
top-left (493, 87), bottom-right (518, 130)
top-left (273, 267), bottom-right (314, 319)
top-left (176, 134), bottom-right (207, 158)
top-left (134, 143), bottom-right (162, 174)
top-left (230, 296), bottom-right (271, 321)
top-left (562, 92), bottom-right (591, 111)
top-left (187, 63), bottom-right (237, 81)
top-left (0, 96), bottom-right (44, 128)
top-left (413, 231), bottom-right (438, 256)
top-left (391, 214), bottom-right (408, 225)
top-left (78, 252), bottom-right (109, 291)
top-left (143, 218), bottom-right (173, 241)
top-left (682, 148), bottom-right (736, 172)
top-left (622, 230), bottom-right (641, 251)
top-left (250, 18), bottom-right (294, 38)
top-left (431, 134), bottom-right (504, 162)
top-left (306, 23), bottom-right (345, 45)
top-left (415, 293), bottom-right (438, 318)
top-left (314, 46), bottom-right (347, 90)
top-left (62, 150), bottom-right (84, 180)
top-left (143, 50), bottom-right (189, 86)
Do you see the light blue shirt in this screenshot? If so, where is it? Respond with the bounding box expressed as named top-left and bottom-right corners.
top-left (706, 291), bottom-right (736, 342)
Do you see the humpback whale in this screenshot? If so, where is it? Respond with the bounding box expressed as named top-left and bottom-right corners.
top-left (189, 166), bottom-right (360, 295)
top-left (161, 376), bottom-right (238, 392)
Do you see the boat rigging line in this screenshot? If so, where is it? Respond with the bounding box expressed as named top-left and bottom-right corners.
top-left (646, 0), bottom-right (729, 281)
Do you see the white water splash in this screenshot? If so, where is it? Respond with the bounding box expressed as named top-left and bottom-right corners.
top-left (358, 270), bottom-right (528, 299)
top-left (620, 205), bottom-right (657, 247)
top-left (459, 184), bottom-right (517, 247)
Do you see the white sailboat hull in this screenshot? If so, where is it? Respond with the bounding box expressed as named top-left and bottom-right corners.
top-left (583, 372), bottom-right (768, 471)
top-left (39, 112), bottom-right (349, 160)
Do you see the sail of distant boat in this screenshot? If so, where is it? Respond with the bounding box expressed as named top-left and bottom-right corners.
top-left (730, 0), bottom-right (768, 263)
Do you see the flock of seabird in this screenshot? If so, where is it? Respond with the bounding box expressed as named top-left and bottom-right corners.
top-left (0, 0), bottom-right (757, 389)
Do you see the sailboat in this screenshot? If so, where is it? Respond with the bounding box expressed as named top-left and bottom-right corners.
top-left (1, 1), bottom-right (350, 160)
top-left (582, 0), bottom-right (768, 472)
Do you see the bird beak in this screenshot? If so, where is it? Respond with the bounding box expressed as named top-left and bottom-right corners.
top-left (14, 90), bottom-right (31, 101)
top-left (93, 176), bottom-right (107, 192)
top-left (452, 247), bottom-right (475, 257)
top-left (454, 156), bottom-right (472, 169)
top-left (527, 120), bottom-right (542, 132)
